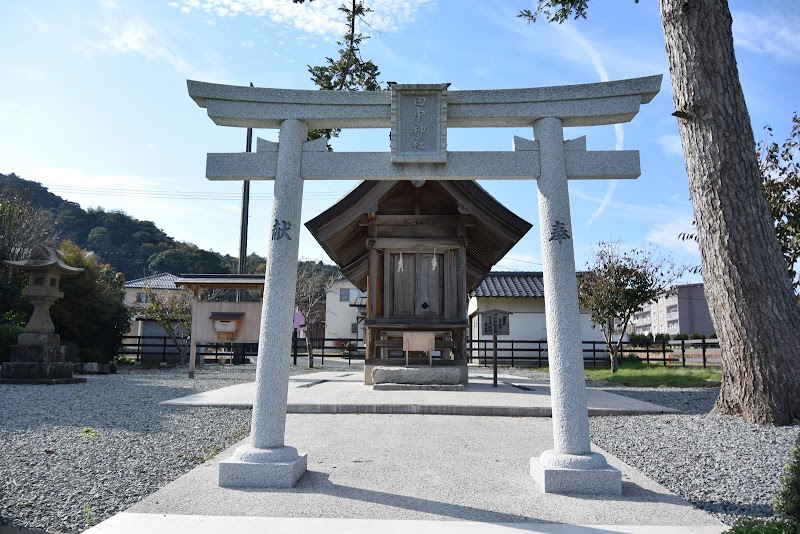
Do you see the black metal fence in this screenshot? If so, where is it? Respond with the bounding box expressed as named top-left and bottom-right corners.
top-left (469, 338), bottom-right (720, 368)
top-left (118, 336), bottom-right (257, 365)
top-left (120, 335), bottom-right (720, 368)
top-left (291, 334), bottom-right (365, 366)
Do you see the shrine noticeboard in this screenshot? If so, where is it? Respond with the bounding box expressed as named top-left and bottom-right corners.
top-left (481, 309), bottom-right (510, 336)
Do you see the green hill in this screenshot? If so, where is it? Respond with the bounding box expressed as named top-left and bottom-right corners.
top-left (0, 173), bottom-right (265, 279)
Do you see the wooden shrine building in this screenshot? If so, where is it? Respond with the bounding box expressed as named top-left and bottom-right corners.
top-left (306, 180), bottom-right (531, 384)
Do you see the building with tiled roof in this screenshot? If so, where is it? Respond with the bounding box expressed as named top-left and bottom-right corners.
top-left (468, 271), bottom-right (604, 350)
top-left (125, 272), bottom-right (180, 291)
top-left (472, 272), bottom-right (545, 299)
top-left (123, 273), bottom-right (188, 342)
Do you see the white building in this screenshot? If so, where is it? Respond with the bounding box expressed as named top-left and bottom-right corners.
top-left (629, 283), bottom-right (715, 337)
top-left (468, 272), bottom-right (605, 346)
top-left (324, 277), bottom-right (366, 342)
top-left (123, 272), bottom-right (188, 338)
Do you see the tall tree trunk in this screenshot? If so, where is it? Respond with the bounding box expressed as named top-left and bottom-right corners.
top-left (305, 331), bottom-right (314, 368)
top-left (659, 0), bottom-right (800, 425)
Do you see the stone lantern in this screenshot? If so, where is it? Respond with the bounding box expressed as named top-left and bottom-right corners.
top-left (1, 246), bottom-right (86, 384)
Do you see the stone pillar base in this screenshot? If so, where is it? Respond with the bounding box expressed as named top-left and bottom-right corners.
top-left (1, 361), bottom-right (80, 381)
top-left (530, 451), bottom-right (622, 495)
top-left (219, 445), bottom-right (307, 488)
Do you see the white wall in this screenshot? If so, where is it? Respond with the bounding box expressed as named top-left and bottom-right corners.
top-left (193, 301), bottom-right (263, 343)
top-left (324, 279), bottom-right (364, 340)
top-left (468, 296), bottom-right (605, 359)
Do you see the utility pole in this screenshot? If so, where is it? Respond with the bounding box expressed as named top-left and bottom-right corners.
top-left (237, 82), bottom-right (254, 302)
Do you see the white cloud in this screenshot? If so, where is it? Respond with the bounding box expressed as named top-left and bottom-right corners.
top-left (644, 215), bottom-right (700, 256)
top-left (732, 8), bottom-right (800, 62)
top-left (495, 251), bottom-right (542, 271)
top-left (168, 0), bottom-right (435, 37)
top-left (572, 187), bottom-right (694, 225)
top-left (586, 179), bottom-right (618, 226)
top-left (96, 19), bottom-right (191, 73)
top-left (554, 23), bottom-right (626, 226)
top-left (657, 134), bottom-right (684, 158)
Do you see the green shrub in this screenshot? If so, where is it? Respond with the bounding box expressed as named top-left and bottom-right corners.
top-left (0, 323), bottom-right (24, 363)
top-left (672, 333), bottom-right (689, 341)
top-left (727, 518), bottom-right (799, 533)
top-left (627, 333), bottom-right (652, 346)
top-left (78, 348), bottom-right (105, 363)
top-left (775, 435), bottom-right (800, 522)
top-left (654, 333), bottom-right (670, 343)
top-left (619, 353), bottom-right (642, 364)
top-left (690, 332), bottom-right (706, 340)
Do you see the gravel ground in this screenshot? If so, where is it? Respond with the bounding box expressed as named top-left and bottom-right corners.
top-left (0, 363), bottom-right (321, 533)
top-left (1, 363), bottom-right (797, 532)
top-left (499, 367), bottom-right (800, 526)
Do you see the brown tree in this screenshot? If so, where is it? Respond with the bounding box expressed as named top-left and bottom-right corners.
top-left (521, 1), bottom-right (800, 425)
top-left (135, 289), bottom-right (192, 365)
top-left (295, 261), bottom-right (339, 368)
top-left (579, 244), bottom-right (685, 372)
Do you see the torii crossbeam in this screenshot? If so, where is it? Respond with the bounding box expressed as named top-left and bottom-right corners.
top-left (187, 75), bottom-right (661, 494)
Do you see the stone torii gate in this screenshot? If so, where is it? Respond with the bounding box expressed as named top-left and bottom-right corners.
top-left (187, 75), bottom-right (661, 494)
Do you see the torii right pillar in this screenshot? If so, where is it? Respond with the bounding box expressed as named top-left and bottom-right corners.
top-left (531, 116), bottom-right (622, 495)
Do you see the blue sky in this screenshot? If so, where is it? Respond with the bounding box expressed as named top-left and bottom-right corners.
top-left (1, 0), bottom-right (797, 281)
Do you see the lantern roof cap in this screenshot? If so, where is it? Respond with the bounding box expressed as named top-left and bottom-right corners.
top-left (4, 246), bottom-right (84, 275)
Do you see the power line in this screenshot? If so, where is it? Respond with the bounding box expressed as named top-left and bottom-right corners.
top-left (40, 183), bottom-right (347, 202)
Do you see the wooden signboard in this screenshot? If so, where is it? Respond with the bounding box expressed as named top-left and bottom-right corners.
top-left (481, 309), bottom-right (510, 336)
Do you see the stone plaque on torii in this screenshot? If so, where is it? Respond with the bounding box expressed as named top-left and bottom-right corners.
top-left (187, 75), bottom-right (661, 494)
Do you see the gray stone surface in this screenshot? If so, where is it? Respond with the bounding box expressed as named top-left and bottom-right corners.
top-left (372, 366), bottom-right (462, 385)
top-left (188, 75), bottom-right (662, 129)
top-left (219, 446), bottom-right (307, 488)
top-left (74, 362), bottom-right (112, 374)
top-left (9, 343), bottom-right (65, 363)
top-left (161, 371), bottom-right (680, 417)
top-left (206, 148), bottom-right (641, 182)
top-left (188, 74), bottom-right (664, 497)
top-left (390, 83), bottom-right (449, 163)
top-left (373, 384), bottom-right (464, 391)
top-left (532, 116), bottom-right (619, 494)
top-left (16, 333), bottom-right (61, 346)
top-left (229, 118), bottom-right (308, 488)
top-left (118, 413), bottom-right (723, 530)
top-left (85, 514), bottom-right (728, 534)
top-left (531, 457), bottom-right (623, 496)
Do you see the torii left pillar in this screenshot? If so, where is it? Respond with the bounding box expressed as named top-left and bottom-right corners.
top-left (219, 119), bottom-right (308, 488)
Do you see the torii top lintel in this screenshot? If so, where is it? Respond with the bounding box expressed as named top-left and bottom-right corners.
top-left (187, 75), bottom-right (661, 130)
top-left (187, 76), bottom-right (661, 182)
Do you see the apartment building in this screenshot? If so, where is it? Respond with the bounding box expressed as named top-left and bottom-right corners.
top-left (629, 283), bottom-right (715, 337)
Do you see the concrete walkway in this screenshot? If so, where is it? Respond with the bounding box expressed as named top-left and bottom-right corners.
top-left (85, 371), bottom-right (727, 534)
top-left (160, 371), bottom-right (681, 416)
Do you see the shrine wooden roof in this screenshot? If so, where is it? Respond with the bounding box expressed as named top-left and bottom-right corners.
top-left (174, 274), bottom-right (265, 291)
top-left (305, 181), bottom-right (531, 293)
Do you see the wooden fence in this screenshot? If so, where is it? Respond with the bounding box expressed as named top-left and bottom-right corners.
top-left (469, 338), bottom-right (720, 368)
